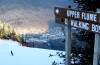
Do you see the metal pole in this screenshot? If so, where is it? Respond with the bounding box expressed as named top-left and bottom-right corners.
top-left (64, 19), bottom-right (71, 65)
top-left (93, 9), bottom-right (100, 65)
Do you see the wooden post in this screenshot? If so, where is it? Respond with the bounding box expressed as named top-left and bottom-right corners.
top-left (64, 19), bottom-right (71, 65)
top-left (93, 9), bottom-right (100, 65)
top-left (93, 34), bottom-right (100, 65)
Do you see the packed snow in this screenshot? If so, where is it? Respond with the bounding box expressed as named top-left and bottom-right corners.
top-left (0, 39), bottom-right (65, 65)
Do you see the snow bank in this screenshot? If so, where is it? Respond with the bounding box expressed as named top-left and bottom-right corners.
top-left (0, 39), bottom-right (20, 46)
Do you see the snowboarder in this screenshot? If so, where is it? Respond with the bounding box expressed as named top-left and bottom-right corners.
top-left (11, 50), bottom-right (14, 56)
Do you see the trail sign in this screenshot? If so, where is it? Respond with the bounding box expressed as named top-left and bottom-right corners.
top-left (54, 7), bottom-right (100, 34)
top-left (54, 7), bottom-right (100, 65)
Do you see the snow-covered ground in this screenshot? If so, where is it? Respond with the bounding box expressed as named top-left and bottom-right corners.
top-left (0, 39), bottom-right (65, 65)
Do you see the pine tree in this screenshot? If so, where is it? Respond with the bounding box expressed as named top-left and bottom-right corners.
top-left (0, 20), bottom-right (21, 42)
top-left (73, 0), bottom-right (99, 65)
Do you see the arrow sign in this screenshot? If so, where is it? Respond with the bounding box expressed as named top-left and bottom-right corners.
top-left (55, 9), bottom-right (59, 14)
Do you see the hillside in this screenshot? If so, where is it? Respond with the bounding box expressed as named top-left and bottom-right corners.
top-left (0, 0), bottom-right (77, 34)
top-left (0, 39), bottom-right (65, 65)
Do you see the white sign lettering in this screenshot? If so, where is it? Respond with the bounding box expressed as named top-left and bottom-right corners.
top-left (67, 10), bottom-right (80, 18)
top-left (64, 19), bottom-right (100, 34)
top-left (65, 19), bottom-right (68, 25)
top-left (71, 20), bottom-right (89, 30)
top-left (92, 24), bottom-right (100, 33)
top-left (82, 12), bottom-right (97, 22)
top-left (66, 10), bottom-right (98, 22)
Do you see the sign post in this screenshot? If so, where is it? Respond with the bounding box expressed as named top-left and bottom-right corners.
top-left (55, 8), bottom-right (71, 65)
top-left (93, 34), bottom-right (100, 65)
top-left (93, 9), bottom-right (100, 65)
top-left (64, 19), bottom-right (71, 65)
top-left (54, 7), bottom-right (100, 65)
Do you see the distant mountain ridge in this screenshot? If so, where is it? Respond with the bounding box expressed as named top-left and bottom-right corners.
top-left (0, 0), bottom-right (69, 34)
top-left (0, 0), bottom-right (77, 34)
